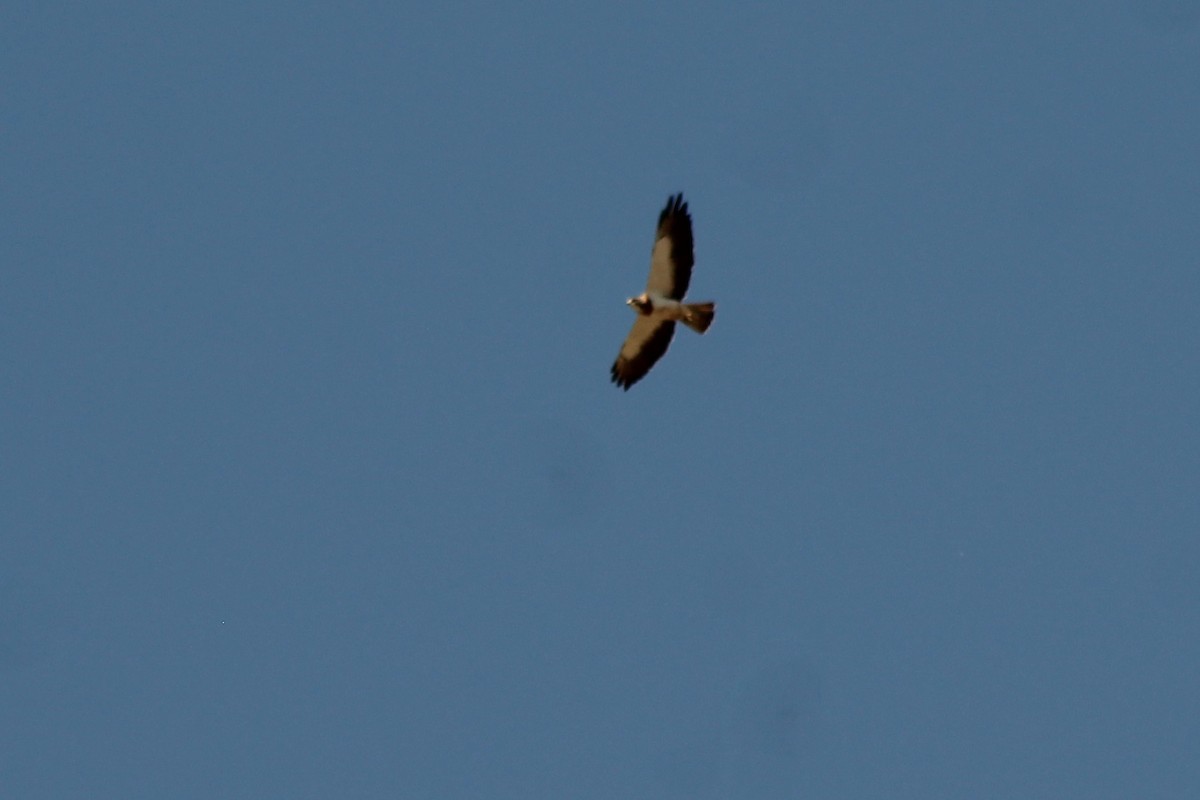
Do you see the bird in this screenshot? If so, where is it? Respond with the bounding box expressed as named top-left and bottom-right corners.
top-left (610, 193), bottom-right (715, 390)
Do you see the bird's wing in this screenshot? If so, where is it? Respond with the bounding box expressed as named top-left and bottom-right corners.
top-left (611, 316), bottom-right (676, 390)
top-left (645, 194), bottom-right (695, 300)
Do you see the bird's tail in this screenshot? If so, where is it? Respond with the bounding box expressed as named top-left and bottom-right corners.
top-left (681, 302), bottom-right (715, 334)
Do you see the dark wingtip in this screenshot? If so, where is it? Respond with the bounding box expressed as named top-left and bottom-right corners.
top-left (610, 365), bottom-right (637, 391)
top-left (659, 192), bottom-right (689, 227)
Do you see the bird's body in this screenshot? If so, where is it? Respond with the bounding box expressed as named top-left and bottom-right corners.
top-left (626, 291), bottom-right (714, 333)
top-left (610, 194), bottom-right (715, 390)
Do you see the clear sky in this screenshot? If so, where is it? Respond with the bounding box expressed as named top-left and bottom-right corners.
top-left (4, 3), bottom-right (1198, 797)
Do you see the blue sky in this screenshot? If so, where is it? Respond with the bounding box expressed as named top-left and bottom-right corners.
top-left (4, 3), bottom-right (1198, 797)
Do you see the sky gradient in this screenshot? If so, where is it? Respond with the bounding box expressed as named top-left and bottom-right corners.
top-left (4, 3), bottom-right (1199, 797)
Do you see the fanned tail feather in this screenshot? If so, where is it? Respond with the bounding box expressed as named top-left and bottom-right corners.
top-left (681, 302), bottom-right (715, 334)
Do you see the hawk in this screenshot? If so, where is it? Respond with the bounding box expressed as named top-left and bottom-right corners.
top-left (610, 193), bottom-right (715, 390)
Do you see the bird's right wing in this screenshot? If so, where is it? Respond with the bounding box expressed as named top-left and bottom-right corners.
top-left (611, 316), bottom-right (676, 390)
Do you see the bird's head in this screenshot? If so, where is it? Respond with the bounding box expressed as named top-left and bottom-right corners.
top-left (626, 293), bottom-right (653, 315)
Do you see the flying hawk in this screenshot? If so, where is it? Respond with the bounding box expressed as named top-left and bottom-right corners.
top-left (610, 193), bottom-right (715, 390)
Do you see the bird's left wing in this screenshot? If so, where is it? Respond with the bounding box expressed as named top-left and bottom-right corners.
top-left (645, 194), bottom-right (695, 300)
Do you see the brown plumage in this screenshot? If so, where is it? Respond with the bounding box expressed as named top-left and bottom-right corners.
top-left (611, 194), bottom-right (716, 390)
